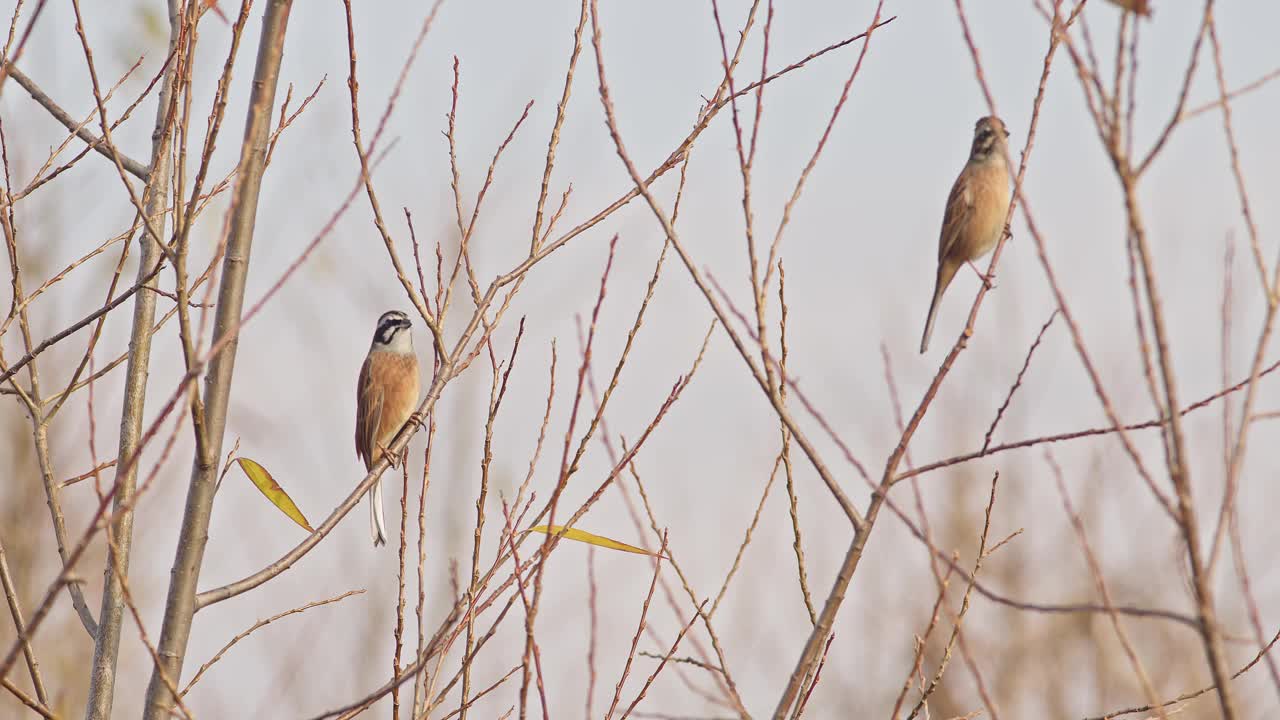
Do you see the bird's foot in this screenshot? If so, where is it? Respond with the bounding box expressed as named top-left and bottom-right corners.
top-left (967, 260), bottom-right (996, 289)
top-left (377, 441), bottom-right (400, 469)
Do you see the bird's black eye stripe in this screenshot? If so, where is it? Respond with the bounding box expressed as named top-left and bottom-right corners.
top-left (377, 319), bottom-right (401, 344)
top-left (373, 312), bottom-right (411, 344)
top-left (373, 311), bottom-right (414, 340)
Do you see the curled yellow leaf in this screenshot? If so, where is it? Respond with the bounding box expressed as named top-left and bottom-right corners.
top-left (236, 457), bottom-right (314, 533)
top-left (525, 525), bottom-right (659, 557)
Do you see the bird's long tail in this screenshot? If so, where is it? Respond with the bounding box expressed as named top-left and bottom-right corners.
top-left (369, 479), bottom-right (387, 547)
top-left (920, 262), bottom-right (958, 354)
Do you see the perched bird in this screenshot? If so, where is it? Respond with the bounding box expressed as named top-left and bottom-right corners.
top-left (355, 310), bottom-right (420, 546)
top-left (919, 116), bottom-right (1012, 354)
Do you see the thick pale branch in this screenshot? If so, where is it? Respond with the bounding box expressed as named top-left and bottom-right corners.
top-left (83, 1), bottom-right (185, 716)
top-left (142, 2), bottom-right (295, 717)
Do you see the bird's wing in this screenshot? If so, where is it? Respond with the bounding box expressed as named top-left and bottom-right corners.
top-left (937, 170), bottom-right (975, 262)
top-left (355, 356), bottom-right (384, 468)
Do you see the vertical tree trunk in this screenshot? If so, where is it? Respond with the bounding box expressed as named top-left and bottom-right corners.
top-left (141, 2), bottom-right (294, 717)
top-left (82, 2), bottom-right (183, 717)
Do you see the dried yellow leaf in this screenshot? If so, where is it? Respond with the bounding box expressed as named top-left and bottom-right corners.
top-left (236, 457), bottom-right (315, 533)
top-left (525, 525), bottom-right (659, 557)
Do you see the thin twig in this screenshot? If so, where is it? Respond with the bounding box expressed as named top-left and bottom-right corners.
top-left (980, 311), bottom-right (1057, 453)
top-left (4, 60), bottom-right (149, 179)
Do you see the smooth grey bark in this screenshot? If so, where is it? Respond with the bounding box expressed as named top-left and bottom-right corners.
top-left (82, 2), bottom-right (183, 718)
top-left (141, 2), bottom-right (294, 717)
